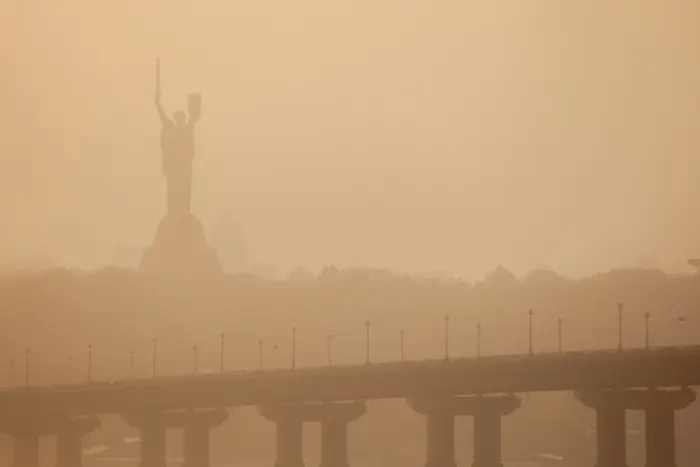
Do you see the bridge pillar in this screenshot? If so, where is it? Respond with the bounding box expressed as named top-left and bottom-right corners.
top-left (260, 405), bottom-right (305, 467)
top-left (408, 395), bottom-right (520, 467)
top-left (578, 388), bottom-right (696, 467)
top-left (124, 409), bottom-right (228, 467)
top-left (13, 432), bottom-right (40, 467)
top-left (123, 412), bottom-right (168, 467)
top-left (598, 405), bottom-right (626, 467)
top-left (55, 416), bottom-right (100, 467)
top-left (180, 410), bottom-right (228, 467)
top-left (260, 402), bottom-right (366, 467)
top-left (0, 413), bottom-right (98, 467)
top-left (319, 402), bottom-right (365, 467)
top-left (424, 405), bottom-right (455, 467)
top-left (577, 391), bottom-right (628, 467)
top-left (471, 397), bottom-right (520, 467)
top-left (643, 388), bottom-right (695, 467)
top-left (0, 415), bottom-right (46, 467)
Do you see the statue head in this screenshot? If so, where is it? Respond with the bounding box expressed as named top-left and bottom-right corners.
top-left (173, 110), bottom-right (187, 127)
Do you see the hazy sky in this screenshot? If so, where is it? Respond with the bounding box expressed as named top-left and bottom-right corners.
top-left (3, 1), bottom-right (700, 278)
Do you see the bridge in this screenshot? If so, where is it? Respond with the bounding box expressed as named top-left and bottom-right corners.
top-left (2, 346), bottom-right (699, 467)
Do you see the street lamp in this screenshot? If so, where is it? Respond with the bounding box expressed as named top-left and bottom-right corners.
top-left (476, 323), bottom-right (482, 359)
top-left (444, 315), bottom-right (451, 361)
top-left (68, 354), bottom-right (74, 383)
top-left (327, 334), bottom-right (333, 366)
top-left (8, 359), bottom-right (14, 388)
top-left (87, 343), bottom-right (93, 382)
top-left (193, 344), bottom-right (199, 374)
top-left (24, 348), bottom-right (30, 387)
top-left (291, 327), bottom-right (297, 369)
top-left (617, 302), bottom-right (624, 352)
top-left (365, 321), bottom-right (372, 365)
top-left (129, 351), bottom-right (135, 378)
top-left (220, 332), bottom-right (225, 374)
top-left (258, 338), bottom-right (264, 370)
top-left (399, 329), bottom-right (405, 362)
top-left (644, 312), bottom-right (650, 350)
top-left (528, 310), bottom-right (535, 356)
top-left (152, 339), bottom-right (158, 378)
top-left (557, 319), bottom-right (563, 354)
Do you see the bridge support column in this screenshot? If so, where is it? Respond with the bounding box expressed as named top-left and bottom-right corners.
top-left (319, 403), bottom-right (365, 467)
top-left (597, 405), bottom-right (626, 467)
top-left (643, 388), bottom-right (695, 467)
top-left (123, 412), bottom-right (168, 467)
top-left (409, 395), bottom-right (521, 467)
top-left (13, 432), bottom-right (40, 467)
top-left (276, 417), bottom-right (304, 467)
top-left (260, 402), bottom-right (366, 467)
top-left (0, 414), bottom-right (98, 467)
top-left (424, 407), bottom-right (455, 467)
top-left (472, 397), bottom-right (520, 467)
top-left (577, 391), bottom-right (628, 467)
top-left (124, 409), bottom-right (227, 467)
top-left (181, 410), bottom-right (228, 467)
top-left (260, 405), bottom-right (305, 467)
top-left (55, 416), bottom-right (100, 467)
top-left (578, 388), bottom-right (696, 467)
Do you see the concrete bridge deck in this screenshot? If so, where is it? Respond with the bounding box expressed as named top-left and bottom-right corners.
top-left (2, 345), bottom-right (699, 414)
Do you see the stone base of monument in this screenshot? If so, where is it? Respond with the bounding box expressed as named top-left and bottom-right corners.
top-left (140, 213), bottom-right (221, 277)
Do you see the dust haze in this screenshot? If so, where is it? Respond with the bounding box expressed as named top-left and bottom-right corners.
top-left (4, 3), bottom-right (700, 467)
top-left (3, 1), bottom-right (700, 277)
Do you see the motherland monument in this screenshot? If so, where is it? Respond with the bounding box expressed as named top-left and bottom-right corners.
top-left (140, 59), bottom-right (221, 275)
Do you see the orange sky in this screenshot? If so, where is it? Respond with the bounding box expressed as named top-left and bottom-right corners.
top-left (2, 1), bottom-right (700, 278)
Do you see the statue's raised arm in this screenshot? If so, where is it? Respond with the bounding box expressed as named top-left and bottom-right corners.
top-left (155, 96), bottom-right (173, 127)
top-left (155, 58), bottom-right (173, 127)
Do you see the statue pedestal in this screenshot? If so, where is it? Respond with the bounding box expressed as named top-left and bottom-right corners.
top-left (140, 214), bottom-right (221, 277)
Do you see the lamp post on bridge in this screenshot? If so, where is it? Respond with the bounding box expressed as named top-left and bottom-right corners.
top-left (152, 338), bottom-right (158, 378)
top-left (87, 343), bottom-right (93, 382)
top-left (68, 354), bottom-right (74, 383)
top-left (24, 348), bottom-right (29, 387)
top-left (444, 314), bottom-right (451, 361)
top-left (129, 350), bottom-right (135, 378)
top-left (644, 312), bottom-right (650, 350)
top-left (8, 359), bottom-right (14, 387)
top-left (220, 332), bottom-right (225, 374)
top-left (327, 334), bottom-right (333, 366)
top-left (476, 323), bottom-right (482, 359)
top-left (399, 329), bottom-right (405, 361)
top-left (617, 302), bottom-right (624, 352)
top-left (193, 344), bottom-right (199, 375)
top-left (258, 338), bottom-right (264, 370)
top-left (365, 320), bottom-right (372, 365)
top-left (557, 318), bottom-right (563, 354)
top-left (291, 327), bottom-right (297, 370)
top-left (528, 310), bottom-right (535, 356)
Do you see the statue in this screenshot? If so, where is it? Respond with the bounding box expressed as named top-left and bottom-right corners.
top-left (155, 59), bottom-right (201, 216)
top-left (139, 59), bottom-right (221, 277)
